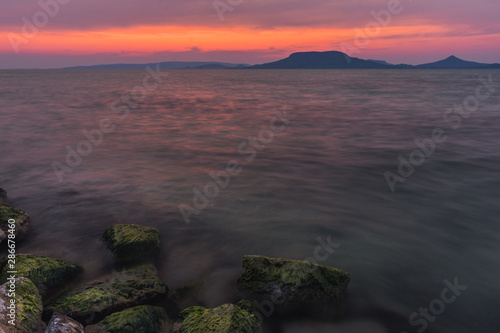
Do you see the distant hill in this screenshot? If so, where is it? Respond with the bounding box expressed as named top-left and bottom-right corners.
top-left (248, 51), bottom-right (392, 69)
top-left (415, 55), bottom-right (489, 69)
top-left (366, 59), bottom-right (413, 68)
top-left (248, 52), bottom-right (498, 69)
top-left (63, 61), bottom-right (249, 70)
top-left (185, 63), bottom-right (249, 69)
top-left (59, 53), bottom-right (499, 70)
top-left (367, 59), bottom-right (394, 66)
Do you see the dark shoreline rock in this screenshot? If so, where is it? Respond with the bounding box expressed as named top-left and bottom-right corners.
top-left (45, 311), bottom-right (84, 333)
top-left (0, 187), bottom-right (7, 205)
top-left (0, 255), bottom-right (83, 299)
top-left (0, 204), bottom-right (30, 242)
top-left (0, 277), bottom-right (45, 333)
top-left (84, 305), bottom-right (171, 333)
top-left (102, 224), bottom-right (160, 265)
top-left (236, 255), bottom-right (350, 307)
top-left (172, 303), bottom-right (261, 333)
top-left (46, 264), bottom-right (168, 323)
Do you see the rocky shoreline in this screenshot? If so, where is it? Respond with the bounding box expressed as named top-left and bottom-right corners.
top-left (0, 188), bottom-right (350, 333)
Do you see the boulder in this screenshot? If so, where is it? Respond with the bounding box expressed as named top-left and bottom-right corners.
top-left (0, 204), bottom-right (30, 242)
top-left (0, 187), bottom-right (7, 205)
top-left (102, 224), bottom-right (160, 264)
top-left (236, 255), bottom-right (350, 305)
top-left (84, 305), bottom-right (171, 333)
top-left (172, 303), bottom-right (261, 333)
top-left (0, 228), bottom-right (5, 243)
top-left (0, 255), bottom-right (83, 299)
top-left (47, 264), bottom-right (168, 322)
top-left (0, 277), bottom-right (45, 333)
top-left (45, 311), bottom-right (84, 333)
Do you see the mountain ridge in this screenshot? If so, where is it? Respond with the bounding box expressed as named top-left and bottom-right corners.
top-left (59, 52), bottom-right (499, 70)
top-left (248, 51), bottom-right (498, 69)
top-left (62, 61), bottom-right (249, 70)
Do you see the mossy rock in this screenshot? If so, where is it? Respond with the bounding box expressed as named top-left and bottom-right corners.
top-left (102, 224), bottom-right (160, 264)
top-left (172, 303), bottom-right (261, 333)
top-left (0, 277), bottom-right (45, 333)
top-left (84, 305), bottom-right (171, 333)
top-left (0, 187), bottom-right (7, 205)
top-left (236, 255), bottom-right (350, 305)
top-left (0, 204), bottom-right (30, 242)
top-left (0, 255), bottom-right (83, 299)
top-left (46, 311), bottom-right (84, 332)
top-left (47, 264), bottom-right (168, 322)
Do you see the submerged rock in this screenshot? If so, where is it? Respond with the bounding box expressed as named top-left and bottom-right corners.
top-left (236, 255), bottom-right (350, 305)
top-left (47, 264), bottom-right (168, 322)
top-left (102, 224), bottom-right (160, 264)
top-left (45, 311), bottom-right (84, 333)
top-left (0, 277), bottom-right (45, 333)
top-left (172, 303), bottom-right (261, 333)
top-left (0, 204), bottom-right (30, 242)
top-left (84, 305), bottom-right (171, 333)
top-left (0, 255), bottom-right (83, 299)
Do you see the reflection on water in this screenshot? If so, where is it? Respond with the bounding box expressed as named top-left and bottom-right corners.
top-left (1, 69), bottom-right (499, 332)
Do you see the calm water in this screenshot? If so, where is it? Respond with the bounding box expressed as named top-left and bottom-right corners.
top-left (1, 69), bottom-right (499, 332)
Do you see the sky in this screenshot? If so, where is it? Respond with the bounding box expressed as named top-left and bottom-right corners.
top-left (0, 0), bottom-right (499, 69)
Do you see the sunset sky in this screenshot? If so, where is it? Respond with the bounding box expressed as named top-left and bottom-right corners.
top-left (1, 0), bottom-right (499, 69)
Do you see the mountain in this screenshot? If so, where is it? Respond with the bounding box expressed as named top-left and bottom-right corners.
top-left (249, 51), bottom-right (394, 69)
top-left (415, 55), bottom-right (489, 69)
top-left (59, 53), bottom-right (499, 70)
top-left (367, 59), bottom-right (413, 69)
top-left (63, 61), bottom-right (249, 70)
top-left (367, 59), bottom-right (394, 66)
top-left (185, 63), bottom-right (249, 69)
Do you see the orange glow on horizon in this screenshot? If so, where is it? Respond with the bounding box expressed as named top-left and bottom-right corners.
top-left (2, 24), bottom-right (499, 62)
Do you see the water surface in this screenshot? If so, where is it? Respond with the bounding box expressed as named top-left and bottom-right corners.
top-left (1, 69), bottom-right (499, 332)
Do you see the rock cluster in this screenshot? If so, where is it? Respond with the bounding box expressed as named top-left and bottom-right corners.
top-left (0, 186), bottom-right (350, 332)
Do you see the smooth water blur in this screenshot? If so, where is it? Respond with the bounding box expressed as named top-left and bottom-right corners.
top-left (1, 69), bottom-right (499, 332)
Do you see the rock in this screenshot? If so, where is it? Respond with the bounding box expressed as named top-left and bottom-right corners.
top-left (45, 311), bottom-right (84, 333)
top-left (236, 255), bottom-right (350, 305)
top-left (47, 264), bottom-right (168, 322)
top-left (172, 303), bottom-right (261, 333)
top-left (0, 255), bottom-right (83, 299)
top-left (0, 204), bottom-right (30, 242)
top-left (0, 228), bottom-right (5, 243)
top-left (102, 224), bottom-right (160, 264)
top-left (84, 305), bottom-right (171, 333)
top-left (0, 187), bottom-right (7, 205)
top-left (282, 320), bottom-right (390, 333)
top-left (0, 277), bottom-right (45, 333)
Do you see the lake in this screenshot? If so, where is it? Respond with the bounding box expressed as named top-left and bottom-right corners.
top-left (1, 69), bottom-right (499, 332)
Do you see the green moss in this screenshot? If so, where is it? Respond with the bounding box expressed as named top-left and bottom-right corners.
top-left (1, 278), bottom-right (43, 331)
top-left (48, 264), bottom-right (168, 320)
top-left (235, 300), bottom-right (257, 316)
top-left (178, 306), bottom-right (206, 321)
top-left (237, 255), bottom-right (350, 302)
top-left (0, 204), bottom-right (29, 231)
top-left (177, 304), bottom-right (261, 333)
top-left (0, 188), bottom-right (6, 203)
top-left (102, 224), bottom-right (160, 264)
top-left (97, 305), bottom-right (168, 333)
top-left (15, 278), bottom-right (43, 330)
top-left (52, 287), bottom-right (119, 313)
top-left (0, 255), bottom-right (83, 297)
